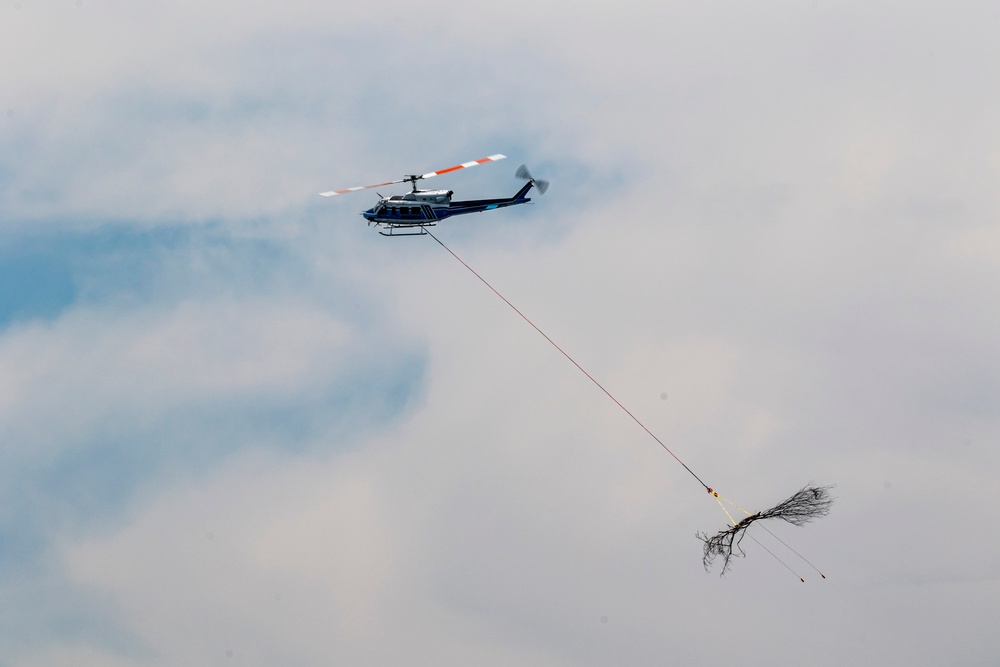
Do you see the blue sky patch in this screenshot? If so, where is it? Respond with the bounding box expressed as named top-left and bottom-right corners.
top-left (0, 236), bottom-right (77, 328)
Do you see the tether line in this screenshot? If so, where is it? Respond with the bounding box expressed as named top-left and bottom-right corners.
top-left (424, 227), bottom-right (710, 492)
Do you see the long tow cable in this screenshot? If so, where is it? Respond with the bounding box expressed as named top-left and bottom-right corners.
top-left (424, 227), bottom-right (709, 491)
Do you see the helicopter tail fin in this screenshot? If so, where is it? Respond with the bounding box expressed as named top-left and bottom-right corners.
top-left (513, 180), bottom-right (534, 200)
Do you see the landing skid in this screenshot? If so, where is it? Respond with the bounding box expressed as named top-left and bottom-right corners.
top-left (376, 222), bottom-right (436, 237)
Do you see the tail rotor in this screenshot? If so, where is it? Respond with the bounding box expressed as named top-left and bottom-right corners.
top-left (516, 165), bottom-right (549, 195)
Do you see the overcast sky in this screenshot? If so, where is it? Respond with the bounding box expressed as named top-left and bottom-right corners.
top-left (2, 1), bottom-right (999, 665)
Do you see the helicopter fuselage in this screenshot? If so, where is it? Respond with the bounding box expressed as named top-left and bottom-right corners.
top-left (362, 180), bottom-right (535, 234)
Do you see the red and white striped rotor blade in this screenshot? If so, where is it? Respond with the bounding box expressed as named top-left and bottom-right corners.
top-left (319, 154), bottom-right (506, 197)
top-left (420, 154), bottom-right (506, 180)
top-left (319, 178), bottom-right (405, 197)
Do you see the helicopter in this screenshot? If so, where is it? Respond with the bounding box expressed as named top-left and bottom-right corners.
top-left (319, 154), bottom-right (548, 236)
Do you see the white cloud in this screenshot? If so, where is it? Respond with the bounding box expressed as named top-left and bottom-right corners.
top-left (0, 297), bottom-right (351, 456)
top-left (4, 0), bottom-right (1000, 665)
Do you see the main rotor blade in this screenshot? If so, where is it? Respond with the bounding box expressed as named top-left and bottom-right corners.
top-left (420, 154), bottom-right (506, 180)
top-left (319, 154), bottom-right (506, 197)
top-left (319, 178), bottom-right (405, 197)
